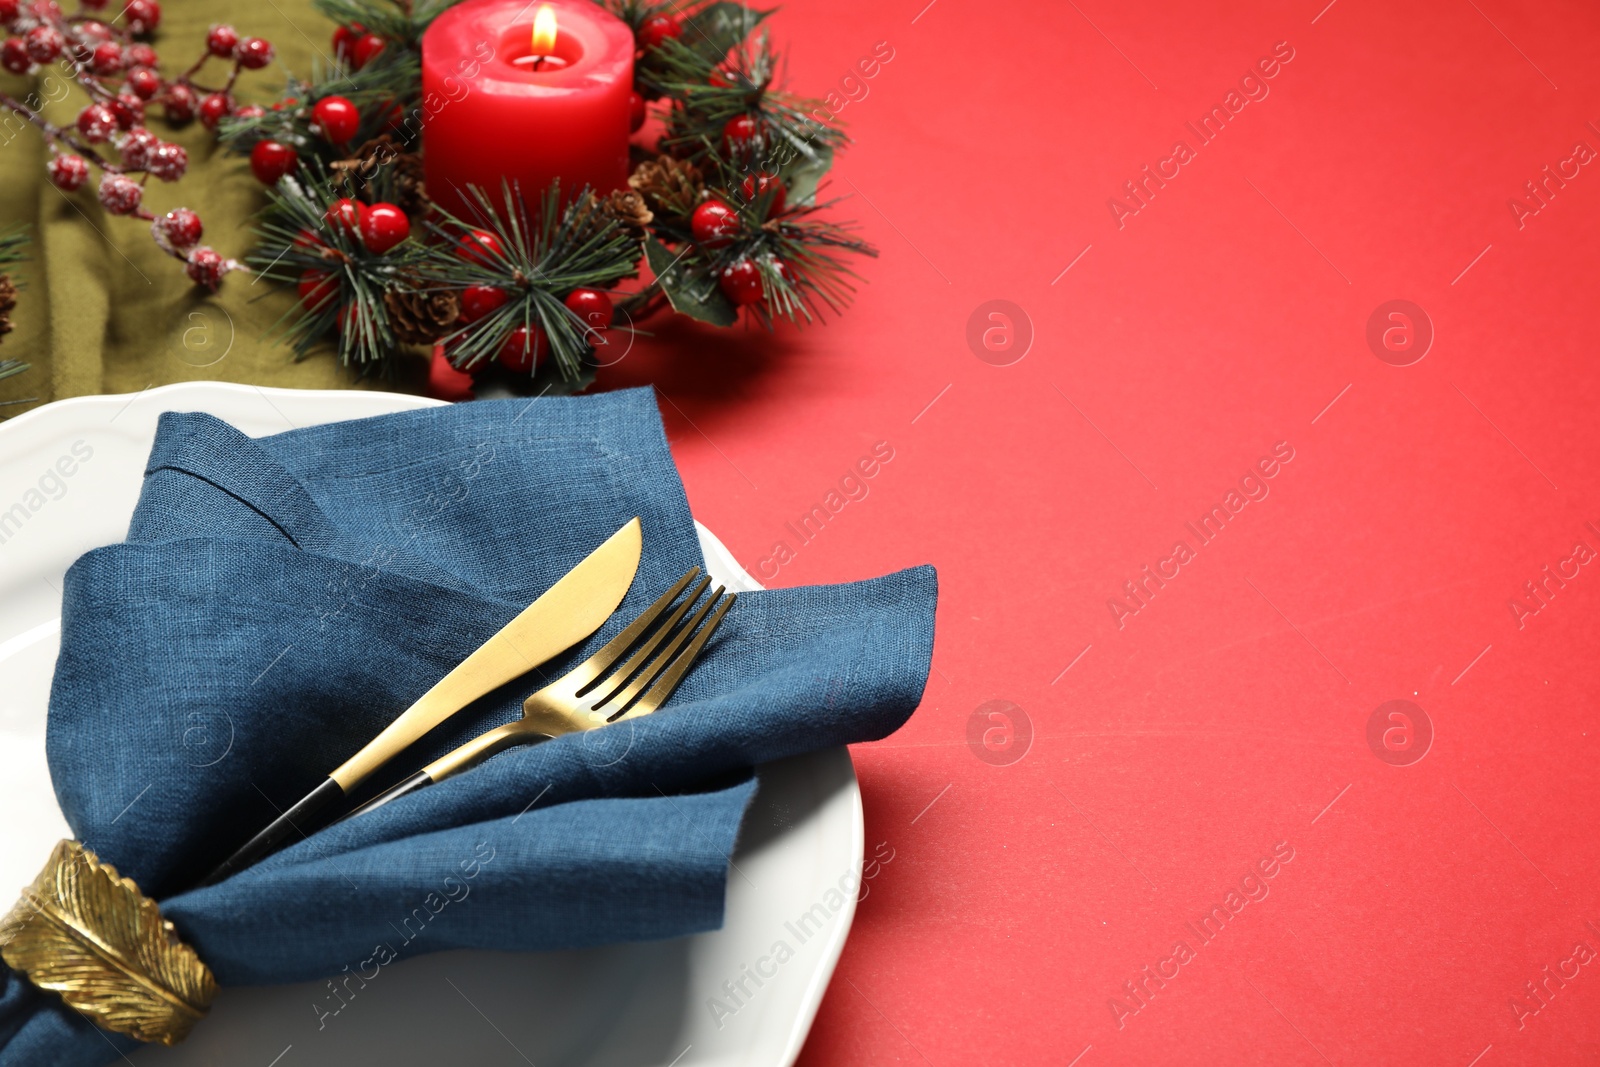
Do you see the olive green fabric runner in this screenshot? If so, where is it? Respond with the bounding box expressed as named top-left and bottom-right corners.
top-left (0, 0), bottom-right (420, 415)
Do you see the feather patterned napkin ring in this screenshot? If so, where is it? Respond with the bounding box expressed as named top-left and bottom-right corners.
top-left (0, 839), bottom-right (216, 1046)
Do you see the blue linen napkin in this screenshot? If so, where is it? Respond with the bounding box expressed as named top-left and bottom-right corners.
top-left (0, 388), bottom-right (936, 1065)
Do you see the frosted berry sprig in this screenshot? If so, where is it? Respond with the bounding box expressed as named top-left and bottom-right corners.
top-left (0, 0), bottom-right (275, 289)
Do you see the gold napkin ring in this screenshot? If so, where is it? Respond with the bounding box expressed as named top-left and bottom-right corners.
top-left (0, 839), bottom-right (217, 1046)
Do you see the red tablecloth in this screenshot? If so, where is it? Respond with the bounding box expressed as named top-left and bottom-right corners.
top-left (604, 1), bottom-right (1600, 1062)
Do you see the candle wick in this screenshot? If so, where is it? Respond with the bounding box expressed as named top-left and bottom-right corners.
top-left (513, 53), bottom-right (565, 71)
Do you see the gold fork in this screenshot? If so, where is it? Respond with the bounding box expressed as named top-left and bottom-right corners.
top-left (344, 567), bottom-right (735, 818)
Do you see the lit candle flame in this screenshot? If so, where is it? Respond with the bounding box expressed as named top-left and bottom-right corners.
top-left (532, 4), bottom-right (557, 56)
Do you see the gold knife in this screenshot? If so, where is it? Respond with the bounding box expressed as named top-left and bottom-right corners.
top-left (199, 517), bottom-right (643, 886)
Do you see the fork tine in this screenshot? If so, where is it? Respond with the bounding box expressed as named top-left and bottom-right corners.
top-left (607, 587), bottom-right (733, 719)
top-left (558, 567), bottom-right (699, 698)
top-left (585, 575), bottom-right (710, 702)
top-left (615, 590), bottom-right (736, 721)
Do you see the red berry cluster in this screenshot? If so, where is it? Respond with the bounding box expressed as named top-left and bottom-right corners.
top-left (687, 187), bottom-right (793, 308)
top-left (331, 21), bottom-right (385, 70)
top-left (454, 235), bottom-right (614, 375)
top-left (293, 199), bottom-right (414, 324)
top-left (478, 283), bottom-right (612, 375)
top-left (636, 13), bottom-right (681, 51)
top-left (242, 89), bottom-right (366, 187)
top-left (445, 230), bottom-right (616, 378)
top-left (242, 89), bottom-right (362, 187)
top-left (0, 1), bottom-right (275, 289)
top-left (288, 207), bottom-right (614, 387)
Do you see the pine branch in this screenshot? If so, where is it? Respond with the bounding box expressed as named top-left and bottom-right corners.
top-left (246, 163), bottom-right (429, 369)
top-left (645, 175), bottom-right (875, 329)
top-left (656, 31), bottom-right (844, 204)
top-left (634, 2), bottom-right (771, 99)
top-left (0, 225), bottom-right (27, 273)
top-left (595, 0), bottom-right (680, 31)
top-left (314, 0), bottom-right (457, 47)
top-left (415, 182), bottom-right (641, 384)
top-left (216, 51), bottom-right (423, 161)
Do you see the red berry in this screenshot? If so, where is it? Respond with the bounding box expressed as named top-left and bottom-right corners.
top-left (76, 104), bottom-right (117, 144)
top-left (163, 83), bottom-right (196, 123)
top-left (293, 227), bottom-right (325, 250)
top-left (350, 33), bottom-right (384, 70)
top-left (235, 36), bottom-right (274, 69)
top-left (722, 114), bottom-right (758, 152)
top-left (0, 0), bottom-right (19, 23)
top-left (127, 43), bottom-right (156, 67)
top-left (28, 0), bottom-right (61, 17)
top-left (97, 173), bottom-right (143, 215)
top-left (628, 91), bottom-right (645, 132)
top-left (1, 38), bottom-right (30, 75)
top-left (426, 347), bottom-right (476, 402)
top-left (458, 228), bottom-right (504, 265)
top-left (206, 24), bottom-right (238, 58)
top-left (65, 36), bottom-right (94, 69)
top-left (89, 40), bottom-right (123, 75)
top-left (198, 92), bottom-right (233, 130)
top-left (564, 288), bottom-right (613, 335)
top-left (498, 325), bottom-right (545, 373)
top-left (323, 198), bottom-right (367, 237)
top-left (459, 284), bottom-right (508, 322)
top-left (77, 19), bottom-right (113, 39)
top-left (249, 140), bottom-right (297, 184)
top-left (106, 97), bottom-right (139, 130)
top-left (637, 14), bottom-right (680, 49)
top-left (46, 154), bottom-right (89, 191)
top-left (690, 199), bottom-right (739, 248)
top-left (234, 103), bottom-right (266, 119)
top-left (118, 127), bottom-right (158, 168)
top-left (332, 22), bottom-right (365, 64)
top-left (184, 247), bottom-right (228, 291)
top-left (312, 95), bottom-right (359, 144)
top-left (121, 0), bottom-right (159, 35)
top-left (360, 202), bottom-right (410, 254)
top-left (147, 141), bottom-right (187, 181)
top-left (740, 173), bottom-right (787, 217)
top-left (718, 259), bottom-right (764, 305)
top-left (23, 25), bottom-right (62, 63)
top-left (298, 270), bottom-right (338, 310)
top-left (126, 68), bottom-right (161, 99)
top-left (155, 206), bottom-right (202, 248)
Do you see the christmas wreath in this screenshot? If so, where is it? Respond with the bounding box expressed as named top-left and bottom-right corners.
top-left (0, 0), bottom-right (876, 394)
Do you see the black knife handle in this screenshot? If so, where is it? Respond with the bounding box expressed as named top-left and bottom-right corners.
top-left (199, 777), bottom-right (346, 887)
top-left (337, 771), bottom-right (435, 823)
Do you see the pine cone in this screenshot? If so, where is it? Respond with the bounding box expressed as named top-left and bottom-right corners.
top-left (602, 189), bottom-right (653, 237)
top-left (332, 135), bottom-right (430, 216)
top-left (0, 275), bottom-right (15, 339)
top-left (628, 156), bottom-right (702, 216)
top-left (383, 283), bottom-right (460, 346)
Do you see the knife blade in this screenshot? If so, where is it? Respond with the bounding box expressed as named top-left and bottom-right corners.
top-left (199, 517), bottom-right (643, 886)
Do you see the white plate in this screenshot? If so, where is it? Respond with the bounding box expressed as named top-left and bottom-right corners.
top-left (0, 383), bottom-right (861, 1067)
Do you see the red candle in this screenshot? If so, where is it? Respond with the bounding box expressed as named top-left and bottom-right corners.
top-left (421, 0), bottom-right (634, 220)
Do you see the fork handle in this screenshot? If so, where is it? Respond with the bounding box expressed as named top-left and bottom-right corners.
top-left (343, 722), bottom-right (548, 821)
top-left (424, 720), bottom-right (545, 781)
